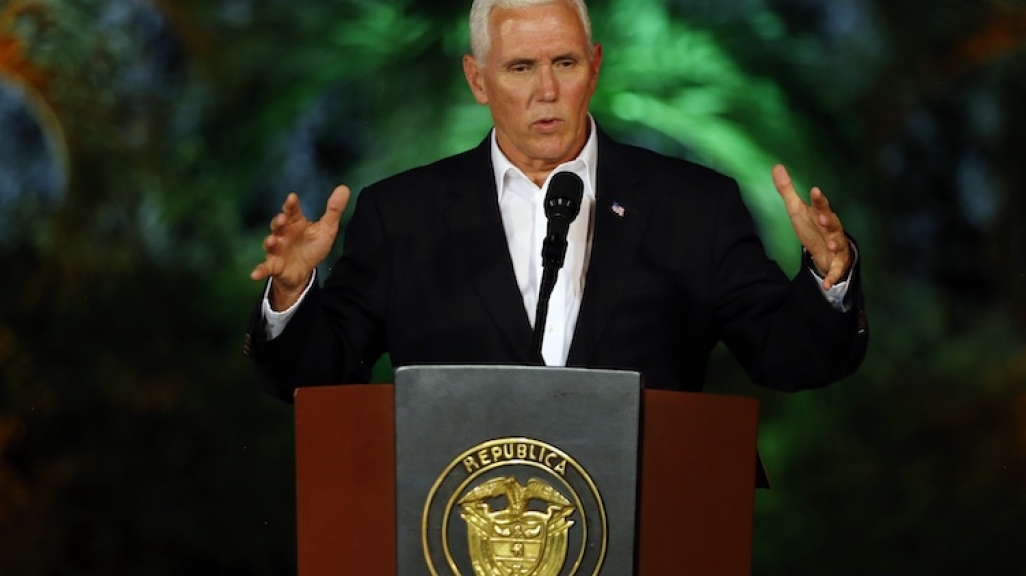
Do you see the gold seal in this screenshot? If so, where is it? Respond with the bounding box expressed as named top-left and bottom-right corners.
top-left (422, 438), bottom-right (607, 576)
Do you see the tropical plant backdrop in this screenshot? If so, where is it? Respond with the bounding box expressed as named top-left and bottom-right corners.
top-left (1, 0), bottom-right (1024, 574)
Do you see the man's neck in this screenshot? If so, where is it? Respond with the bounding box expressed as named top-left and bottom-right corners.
top-left (495, 129), bottom-right (592, 187)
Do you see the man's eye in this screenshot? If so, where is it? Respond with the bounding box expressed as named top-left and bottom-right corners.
top-left (510, 65), bottom-right (530, 73)
top-left (555, 59), bottom-right (576, 69)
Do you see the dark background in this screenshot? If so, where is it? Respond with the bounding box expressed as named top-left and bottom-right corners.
top-left (1, 0), bottom-right (1024, 573)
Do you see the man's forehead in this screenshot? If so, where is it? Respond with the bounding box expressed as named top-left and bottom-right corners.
top-left (488, 3), bottom-right (590, 56)
top-left (489, 2), bottom-right (584, 29)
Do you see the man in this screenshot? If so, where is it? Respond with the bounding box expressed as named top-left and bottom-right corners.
top-left (247, 0), bottom-right (867, 403)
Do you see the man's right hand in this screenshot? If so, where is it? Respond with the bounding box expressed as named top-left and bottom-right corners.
top-left (250, 185), bottom-right (351, 311)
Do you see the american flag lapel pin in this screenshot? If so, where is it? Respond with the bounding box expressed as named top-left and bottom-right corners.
top-left (611, 201), bottom-right (626, 218)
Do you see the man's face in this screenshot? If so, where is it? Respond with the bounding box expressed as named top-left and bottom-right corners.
top-left (463, 1), bottom-right (602, 178)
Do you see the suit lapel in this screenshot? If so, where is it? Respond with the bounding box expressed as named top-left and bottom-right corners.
top-left (442, 140), bottom-right (535, 362)
top-left (568, 134), bottom-right (651, 366)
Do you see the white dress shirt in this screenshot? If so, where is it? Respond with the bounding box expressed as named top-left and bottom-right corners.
top-left (491, 118), bottom-right (599, 366)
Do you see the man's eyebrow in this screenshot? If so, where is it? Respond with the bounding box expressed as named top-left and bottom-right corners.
top-left (501, 57), bottom-right (537, 68)
top-left (500, 52), bottom-right (582, 68)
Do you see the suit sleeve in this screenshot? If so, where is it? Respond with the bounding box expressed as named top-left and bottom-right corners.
top-left (711, 179), bottom-right (868, 392)
top-left (246, 188), bottom-right (390, 403)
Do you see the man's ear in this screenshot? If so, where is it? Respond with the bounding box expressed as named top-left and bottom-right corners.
top-left (591, 43), bottom-right (603, 79)
top-left (585, 43), bottom-right (603, 96)
top-left (463, 54), bottom-right (489, 105)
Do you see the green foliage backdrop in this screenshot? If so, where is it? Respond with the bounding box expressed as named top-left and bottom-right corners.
top-left (1, 0), bottom-right (1024, 573)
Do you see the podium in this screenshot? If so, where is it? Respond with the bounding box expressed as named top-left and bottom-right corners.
top-left (294, 366), bottom-right (758, 575)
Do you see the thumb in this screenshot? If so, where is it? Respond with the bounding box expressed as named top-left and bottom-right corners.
top-left (772, 164), bottom-right (799, 201)
top-left (320, 185), bottom-right (351, 228)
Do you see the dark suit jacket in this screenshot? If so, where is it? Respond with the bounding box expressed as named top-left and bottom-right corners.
top-left (249, 130), bottom-right (868, 403)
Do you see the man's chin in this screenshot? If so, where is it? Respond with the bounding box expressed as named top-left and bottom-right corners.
top-left (525, 138), bottom-right (578, 163)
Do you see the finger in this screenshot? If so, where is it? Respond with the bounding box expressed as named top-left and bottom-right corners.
top-left (822, 259), bottom-right (844, 290)
top-left (825, 227), bottom-right (849, 251)
top-left (823, 244), bottom-right (853, 289)
top-left (810, 188), bottom-right (827, 222)
top-left (772, 164), bottom-right (802, 205)
top-left (771, 164), bottom-right (794, 194)
top-left (320, 185), bottom-right (351, 229)
top-left (810, 187), bottom-right (831, 211)
top-left (269, 212), bottom-right (287, 233)
top-left (282, 192), bottom-right (306, 223)
top-left (810, 187), bottom-right (843, 232)
top-left (822, 273), bottom-right (836, 291)
top-left (250, 259), bottom-right (279, 281)
top-left (253, 231), bottom-right (285, 280)
top-left (250, 263), bottom-right (269, 281)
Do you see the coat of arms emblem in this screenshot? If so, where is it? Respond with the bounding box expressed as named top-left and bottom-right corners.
top-left (458, 476), bottom-right (576, 576)
top-left (421, 437), bottom-right (606, 576)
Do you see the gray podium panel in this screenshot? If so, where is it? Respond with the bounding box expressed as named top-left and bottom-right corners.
top-left (395, 365), bottom-right (642, 576)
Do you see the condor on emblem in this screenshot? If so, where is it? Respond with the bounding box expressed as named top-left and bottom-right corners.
top-left (422, 438), bottom-right (607, 576)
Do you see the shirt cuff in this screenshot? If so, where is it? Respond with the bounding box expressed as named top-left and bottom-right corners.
top-left (806, 241), bottom-right (858, 313)
top-left (262, 271), bottom-right (317, 340)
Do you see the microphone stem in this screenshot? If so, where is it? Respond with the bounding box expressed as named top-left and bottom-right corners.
top-left (531, 265), bottom-right (560, 364)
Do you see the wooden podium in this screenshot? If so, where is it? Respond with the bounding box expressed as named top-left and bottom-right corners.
top-left (294, 375), bottom-right (758, 575)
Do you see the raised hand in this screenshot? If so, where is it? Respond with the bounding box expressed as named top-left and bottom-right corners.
top-left (250, 185), bottom-right (351, 310)
top-left (772, 164), bottom-right (851, 290)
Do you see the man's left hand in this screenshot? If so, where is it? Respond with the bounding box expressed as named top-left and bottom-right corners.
top-left (772, 164), bottom-right (851, 290)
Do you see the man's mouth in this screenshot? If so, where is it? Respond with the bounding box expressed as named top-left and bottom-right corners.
top-left (534, 118), bottom-right (562, 131)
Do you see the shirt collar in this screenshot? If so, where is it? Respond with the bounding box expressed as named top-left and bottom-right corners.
top-left (491, 115), bottom-right (599, 201)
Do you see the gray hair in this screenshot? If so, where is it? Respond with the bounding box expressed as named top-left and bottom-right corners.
top-left (469, 0), bottom-right (593, 61)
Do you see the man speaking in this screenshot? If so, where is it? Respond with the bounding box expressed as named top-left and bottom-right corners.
top-left (246, 0), bottom-right (868, 402)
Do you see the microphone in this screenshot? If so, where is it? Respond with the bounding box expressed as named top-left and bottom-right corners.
top-left (532, 172), bottom-right (584, 364)
top-left (541, 171), bottom-right (584, 269)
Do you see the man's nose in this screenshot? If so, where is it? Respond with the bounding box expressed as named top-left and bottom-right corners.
top-left (537, 66), bottom-right (558, 102)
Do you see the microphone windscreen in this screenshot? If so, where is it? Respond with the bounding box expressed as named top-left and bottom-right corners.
top-left (544, 172), bottom-right (584, 223)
